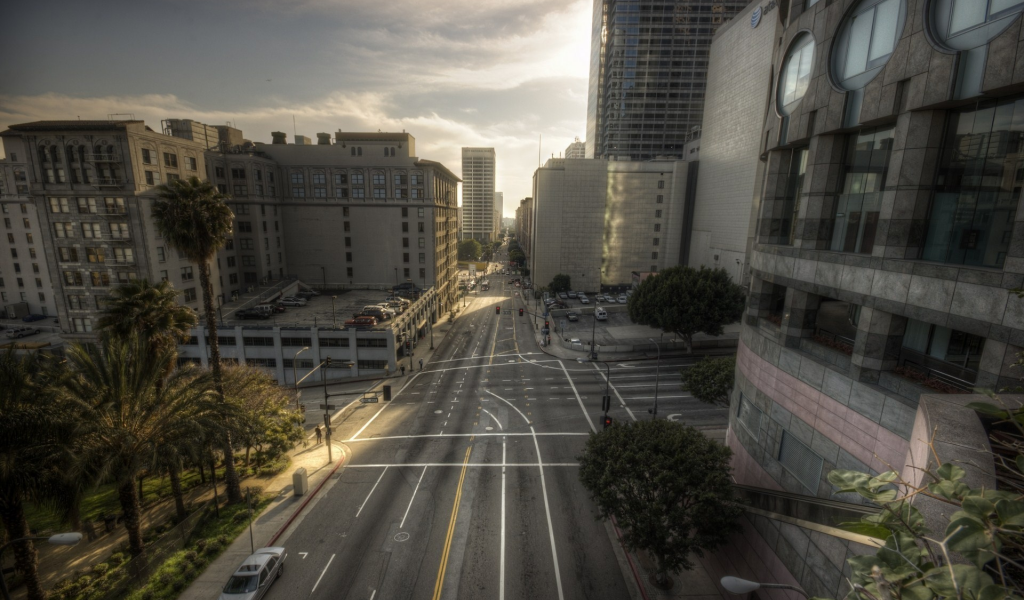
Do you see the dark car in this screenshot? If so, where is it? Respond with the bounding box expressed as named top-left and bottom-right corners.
top-left (235, 309), bottom-right (270, 320)
top-left (22, 314), bottom-right (47, 322)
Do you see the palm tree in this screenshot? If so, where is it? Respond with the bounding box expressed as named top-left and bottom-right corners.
top-left (151, 176), bottom-right (243, 504)
top-left (0, 351), bottom-right (73, 600)
top-left (60, 335), bottom-right (221, 557)
top-left (97, 278), bottom-right (197, 353)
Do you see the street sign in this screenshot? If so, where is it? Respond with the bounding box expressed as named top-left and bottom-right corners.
top-left (319, 404), bottom-right (336, 410)
top-left (361, 393), bottom-right (380, 403)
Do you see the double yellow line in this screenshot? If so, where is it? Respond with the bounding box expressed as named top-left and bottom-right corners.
top-left (432, 445), bottom-right (473, 599)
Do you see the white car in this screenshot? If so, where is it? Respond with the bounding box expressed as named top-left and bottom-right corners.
top-left (375, 303), bottom-right (397, 317)
top-left (5, 327), bottom-right (39, 339)
top-left (604, 296), bottom-right (616, 304)
top-left (579, 295), bottom-right (590, 304)
top-left (278, 297), bottom-right (306, 307)
top-left (219, 547), bottom-right (287, 600)
top-left (594, 294), bottom-right (605, 302)
top-left (617, 294), bottom-right (628, 303)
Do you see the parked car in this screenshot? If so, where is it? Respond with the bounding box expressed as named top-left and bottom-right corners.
top-left (22, 314), bottom-right (47, 322)
top-left (558, 292), bottom-right (569, 300)
top-left (218, 546), bottom-right (287, 600)
top-left (594, 294), bottom-right (606, 302)
top-left (271, 304), bottom-right (287, 314)
top-left (617, 294), bottom-right (628, 303)
top-left (550, 301), bottom-right (568, 310)
top-left (566, 311), bottom-right (579, 322)
top-left (5, 327), bottom-right (38, 339)
top-left (385, 296), bottom-right (410, 306)
top-left (604, 296), bottom-right (616, 304)
top-left (374, 303), bottom-right (397, 318)
top-left (360, 306), bottom-right (389, 321)
top-left (579, 295), bottom-right (590, 304)
top-left (345, 316), bottom-right (378, 328)
top-left (281, 296), bottom-right (307, 305)
top-left (235, 309), bottom-right (270, 320)
top-left (567, 291), bottom-right (578, 299)
top-left (595, 308), bottom-right (608, 321)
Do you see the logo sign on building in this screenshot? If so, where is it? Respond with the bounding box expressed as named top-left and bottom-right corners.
top-left (750, 0), bottom-right (777, 28)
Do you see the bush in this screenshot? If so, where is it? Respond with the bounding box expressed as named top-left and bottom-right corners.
top-left (107, 552), bottom-right (126, 567)
top-left (91, 562), bottom-right (110, 576)
top-left (194, 538), bottom-right (207, 552)
top-left (231, 510), bottom-right (250, 523)
top-left (172, 576), bottom-right (186, 591)
top-left (203, 539), bottom-right (221, 555)
top-left (184, 550), bottom-right (198, 563)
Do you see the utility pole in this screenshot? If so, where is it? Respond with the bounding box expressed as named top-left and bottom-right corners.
top-left (322, 357), bottom-right (332, 463)
top-left (649, 339), bottom-right (661, 419)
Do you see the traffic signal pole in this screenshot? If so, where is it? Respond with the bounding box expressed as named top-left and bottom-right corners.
top-left (322, 357), bottom-right (333, 463)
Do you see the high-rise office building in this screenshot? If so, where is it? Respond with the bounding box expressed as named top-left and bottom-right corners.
top-left (585, 0), bottom-right (750, 160)
top-left (565, 138), bottom-right (586, 159)
top-left (493, 191), bottom-right (503, 237)
top-left (460, 147), bottom-right (496, 243)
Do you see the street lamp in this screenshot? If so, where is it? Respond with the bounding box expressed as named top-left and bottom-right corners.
top-left (1, 533), bottom-right (83, 600)
top-left (331, 296), bottom-right (338, 329)
top-left (649, 338), bottom-right (661, 419)
top-left (292, 346), bottom-right (309, 410)
top-left (721, 577), bottom-right (808, 599)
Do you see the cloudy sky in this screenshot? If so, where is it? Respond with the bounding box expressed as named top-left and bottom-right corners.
top-left (0, 0), bottom-right (593, 216)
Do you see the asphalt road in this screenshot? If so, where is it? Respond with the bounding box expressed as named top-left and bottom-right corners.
top-left (262, 265), bottom-right (727, 600)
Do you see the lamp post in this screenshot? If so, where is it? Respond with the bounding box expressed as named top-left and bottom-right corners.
top-left (292, 346), bottom-right (309, 410)
top-left (320, 265), bottom-right (326, 291)
top-left (649, 338), bottom-right (661, 419)
top-left (321, 358), bottom-right (332, 463)
top-left (721, 577), bottom-right (808, 599)
top-left (331, 295), bottom-right (338, 329)
top-left (577, 357), bottom-right (612, 425)
top-left (0, 533), bottom-right (83, 600)
top-left (590, 307), bottom-right (598, 360)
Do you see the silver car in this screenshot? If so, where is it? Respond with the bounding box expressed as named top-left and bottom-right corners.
top-left (219, 547), bottom-right (287, 600)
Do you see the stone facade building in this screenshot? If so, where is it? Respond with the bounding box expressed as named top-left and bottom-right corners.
top-left (709, 0), bottom-right (1024, 597)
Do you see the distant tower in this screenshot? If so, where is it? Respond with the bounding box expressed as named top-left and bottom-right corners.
top-left (461, 148), bottom-right (496, 243)
top-left (565, 137), bottom-right (586, 159)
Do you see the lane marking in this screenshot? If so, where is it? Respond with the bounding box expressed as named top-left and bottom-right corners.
top-left (356, 466), bottom-right (389, 518)
top-left (347, 374), bottom-right (421, 441)
top-left (591, 362), bottom-right (636, 422)
top-left (487, 390), bottom-right (565, 600)
top-left (432, 446), bottom-right (473, 600)
top-left (311, 553), bottom-right (336, 593)
top-left (344, 432), bottom-right (588, 442)
top-left (400, 466), bottom-right (428, 529)
top-left (345, 462), bottom-right (579, 468)
top-left (558, 361), bottom-right (596, 433)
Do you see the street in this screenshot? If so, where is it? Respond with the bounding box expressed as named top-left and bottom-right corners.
top-left (263, 260), bottom-right (725, 599)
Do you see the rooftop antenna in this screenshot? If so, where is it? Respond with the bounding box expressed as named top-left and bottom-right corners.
top-left (538, 134), bottom-right (541, 168)
top-left (292, 115), bottom-right (296, 138)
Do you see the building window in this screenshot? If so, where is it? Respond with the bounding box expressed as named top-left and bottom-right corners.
top-left (901, 319), bottom-right (985, 384)
top-left (314, 187), bottom-right (327, 197)
top-left (240, 239), bottom-right (254, 250)
top-left (313, 173), bottom-right (326, 185)
top-left (419, 253), bottom-right (425, 264)
top-left (182, 288), bottom-right (197, 302)
top-left (347, 267), bottom-right (353, 277)
top-left (246, 358), bottom-right (277, 368)
top-left (403, 268), bottom-right (410, 278)
top-left (238, 221), bottom-right (252, 233)
top-left (72, 318), bottom-right (93, 333)
top-left (418, 222), bottom-right (425, 233)
top-left (418, 238), bottom-right (425, 248)
top-left (403, 253), bottom-right (410, 263)
top-left (336, 188), bottom-right (348, 198)
top-left (736, 394), bottom-right (763, 440)
top-left (394, 174), bottom-right (407, 186)
top-left (335, 173), bottom-right (348, 185)
top-left (345, 237), bottom-right (352, 247)
top-left (402, 222), bottom-right (409, 232)
top-left (215, 166), bottom-right (226, 178)
top-left (77, 197), bottom-right (97, 213)
top-left (344, 222), bottom-right (351, 232)
top-left (346, 252), bottom-right (353, 262)
top-left (319, 337), bottom-right (350, 347)
top-left (831, 0), bottom-right (903, 90)
top-left (181, 266), bottom-right (194, 281)
top-left (90, 272), bottom-right (111, 287)
top-left (86, 248), bottom-right (105, 263)
top-left (58, 247), bottom-right (78, 262)
top-left (655, 210), bottom-right (662, 218)
top-left (657, 180), bottom-right (664, 189)
top-left (419, 268), bottom-right (426, 279)
top-left (652, 238), bottom-right (659, 246)
top-left (163, 153), bottom-right (178, 168)
top-left (110, 223), bottom-right (130, 239)
top-left (293, 187), bottom-right (306, 198)
top-left (418, 207), bottom-right (424, 217)
top-left (778, 34), bottom-right (815, 113)
top-left (352, 188), bottom-right (365, 198)
top-left (654, 224), bottom-right (661, 232)
top-left (64, 271), bottom-right (83, 286)
top-left (218, 184), bottom-right (228, 193)
top-left (281, 337), bottom-right (313, 347)
top-left (652, 252), bottom-right (658, 259)
top-left (766, 147), bottom-right (809, 246)
top-left (160, 270), bottom-right (168, 282)
top-left (233, 185), bottom-right (248, 195)
top-left (82, 223), bottom-right (102, 239)
top-left (49, 197), bottom-right (70, 213)
top-left (922, 97), bottom-right (1021, 268)
top-left (778, 431), bottom-right (824, 493)
top-left (829, 127), bottom-right (894, 255)
top-left (142, 149), bottom-right (155, 165)
top-left (411, 174), bottom-right (422, 185)
top-left (291, 172), bottom-right (304, 184)
top-left (656, 195), bottom-right (663, 204)
top-left (372, 174), bottom-right (386, 185)
top-left (186, 156), bottom-right (198, 170)
top-left (403, 238), bottom-right (409, 248)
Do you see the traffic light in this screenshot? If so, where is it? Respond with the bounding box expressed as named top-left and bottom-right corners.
top-left (405, 340), bottom-right (411, 350)
top-left (602, 415), bottom-right (614, 429)
top-left (545, 320), bottom-right (549, 328)
top-left (325, 356), bottom-right (332, 367)
top-left (519, 308), bottom-right (524, 316)
top-left (496, 306), bottom-right (501, 314)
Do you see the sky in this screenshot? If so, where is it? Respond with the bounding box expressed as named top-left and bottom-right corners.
top-left (0, 0), bottom-right (593, 217)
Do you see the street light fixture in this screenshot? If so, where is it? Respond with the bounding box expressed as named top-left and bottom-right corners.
top-left (649, 338), bottom-right (661, 419)
top-left (721, 576), bottom-right (808, 599)
top-left (1, 533), bottom-right (83, 600)
top-left (292, 346), bottom-right (310, 410)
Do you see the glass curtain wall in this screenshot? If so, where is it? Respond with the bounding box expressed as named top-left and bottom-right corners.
top-left (923, 97), bottom-right (1022, 268)
top-left (829, 127), bottom-right (895, 254)
top-left (767, 148), bottom-right (808, 245)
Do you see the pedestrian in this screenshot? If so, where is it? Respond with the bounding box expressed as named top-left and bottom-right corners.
top-left (315, 425), bottom-right (322, 444)
top-left (401, 365), bottom-right (406, 376)
top-left (419, 358), bottom-right (423, 370)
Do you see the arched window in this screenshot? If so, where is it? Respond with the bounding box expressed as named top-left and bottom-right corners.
top-left (107, 145), bottom-right (115, 159)
top-left (38, 146), bottom-right (49, 164)
top-left (831, 0), bottom-right (905, 91)
top-left (50, 146), bottom-right (60, 163)
top-left (357, 147), bottom-right (362, 156)
top-left (67, 145), bottom-right (76, 163)
top-left (778, 33), bottom-right (815, 115)
top-left (929, 0), bottom-right (1024, 50)
top-left (351, 147), bottom-right (356, 156)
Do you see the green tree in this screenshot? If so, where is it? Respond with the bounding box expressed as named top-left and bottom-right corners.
top-left (458, 239), bottom-right (482, 261)
top-left (824, 398), bottom-right (1023, 600)
top-left (0, 351), bottom-right (72, 600)
top-left (549, 274), bottom-right (572, 293)
top-left (578, 420), bottom-right (741, 586)
top-left (628, 266), bottom-right (745, 353)
top-left (151, 176), bottom-right (243, 505)
top-left (681, 357), bottom-right (735, 406)
top-left (61, 335), bottom-right (221, 557)
top-left (222, 365), bottom-right (304, 471)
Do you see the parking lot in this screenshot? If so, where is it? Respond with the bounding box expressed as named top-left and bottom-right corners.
top-left (0, 317), bottom-right (63, 347)
top-left (220, 288), bottom-right (416, 329)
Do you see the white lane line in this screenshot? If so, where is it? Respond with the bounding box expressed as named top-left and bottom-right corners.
top-left (624, 394), bottom-right (691, 400)
top-left (558, 361), bottom-right (596, 434)
top-left (347, 374), bottom-right (420, 441)
top-left (592, 362), bottom-right (636, 422)
top-left (400, 466), bottom-right (428, 529)
top-left (480, 405), bottom-right (508, 600)
top-left (345, 462), bottom-right (580, 468)
top-left (487, 390), bottom-right (565, 600)
top-left (344, 432), bottom-right (589, 442)
top-left (370, 590), bottom-right (377, 600)
top-left (356, 466), bottom-right (389, 518)
top-left (311, 553), bottom-right (336, 593)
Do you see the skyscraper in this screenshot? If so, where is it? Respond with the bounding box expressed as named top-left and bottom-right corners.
top-left (585, 0), bottom-right (751, 160)
top-left (565, 137), bottom-right (586, 159)
top-left (461, 147), bottom-right (496, 243)
top-left (493, 191), bottom-right (503, 238)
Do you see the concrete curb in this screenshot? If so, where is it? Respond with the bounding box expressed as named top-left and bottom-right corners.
top-left (267, 450), bottom-right (347, 545)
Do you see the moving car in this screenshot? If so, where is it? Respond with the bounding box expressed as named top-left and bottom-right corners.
top-left (5, 327), bottom-right (38, 339)
top-left (566, 311), bottom-right (579, 322)
top-left (235, 308), bottom-right (270, 320)
top-left (219, 547), bottom-right (287, 600)
top-left (595, 308), bottom-right (608, 321)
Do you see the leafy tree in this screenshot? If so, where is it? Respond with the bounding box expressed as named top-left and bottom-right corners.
top-left (549, 274), bottom-right (572, 293)
top-left (628, 266), bottom-right (745, 353)
top-left (222, 365), bottom-right (304, 471)
top-left (458, 239), bottom-right (482, 261)
top-left (578, 420), bottom-right (741, 586)
top-left (152, 176), bottom-right (243, 505)
top-left (681, 357), bottom-right (735, 406)
top-left (0, 351), bottom-right (73, 600)
top-left (824, 398), bottom-right (1023, 600)
top-left (60, 335), bottom-right (221, 557)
